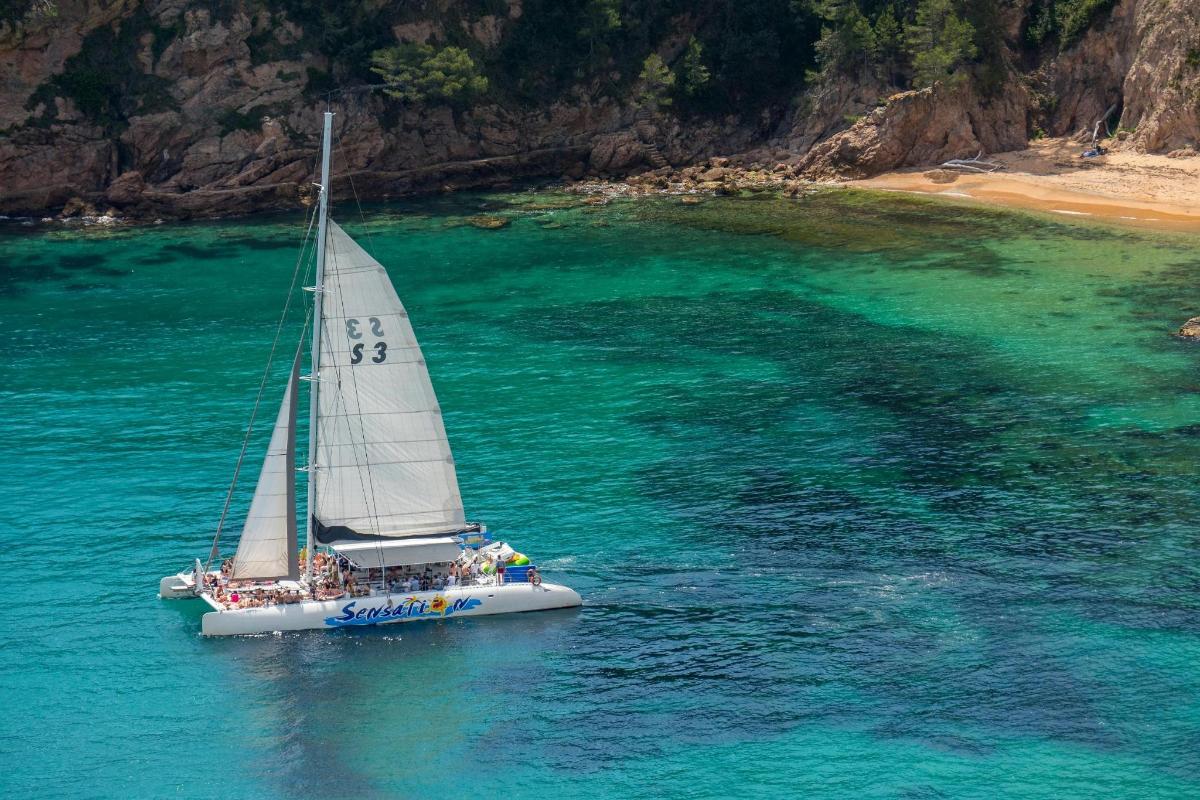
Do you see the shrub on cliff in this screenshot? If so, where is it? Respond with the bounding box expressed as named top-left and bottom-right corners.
top-left (370, 44), bottom-right (489, 105)
top-left (637, 53), bottom-right (675, 108)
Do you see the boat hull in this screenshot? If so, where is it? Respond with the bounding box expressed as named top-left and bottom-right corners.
top-left (200, 581), bottom-right (581, 636)
top-left (159, 571), bottom-right (198, 599)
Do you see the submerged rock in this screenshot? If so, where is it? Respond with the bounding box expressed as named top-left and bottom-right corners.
top-left (467, 215), bottom-right (510, 229)
top-left (1175, 317), bottom-right (1200, 339)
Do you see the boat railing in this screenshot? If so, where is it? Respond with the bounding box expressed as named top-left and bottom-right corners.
top-left (349, 572), bottom-right (538, 596)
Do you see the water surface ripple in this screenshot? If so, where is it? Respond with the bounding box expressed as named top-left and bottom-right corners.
top-left (2, 191), bottom-right (1199, 798)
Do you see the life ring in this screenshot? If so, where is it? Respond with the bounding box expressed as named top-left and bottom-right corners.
top-left (528, 570), bottom-right (542, 586)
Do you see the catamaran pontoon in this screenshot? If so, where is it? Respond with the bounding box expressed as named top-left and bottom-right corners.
top-left (159, 112), bottom-right (581, 635)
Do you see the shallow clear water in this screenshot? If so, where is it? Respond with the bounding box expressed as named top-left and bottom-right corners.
top-left (2, 191), bottom-right (1200, 798)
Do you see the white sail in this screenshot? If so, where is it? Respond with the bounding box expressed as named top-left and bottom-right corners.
top-left (232, 356), bottom-right (300, 580)
top-left (312, 220), bottom-right (466, 540)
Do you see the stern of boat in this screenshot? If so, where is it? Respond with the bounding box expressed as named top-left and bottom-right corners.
top-left (159, 571), bottom-right (197, 599)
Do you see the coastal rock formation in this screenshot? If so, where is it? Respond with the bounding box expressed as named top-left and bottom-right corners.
top-left (1, 0), bottom-right (1198, 217)
top-left (1176, 317), bottom-right (1200, 340)
top-left (797, 0), bottom-right (1200, 181)
top-left (1041, 0), bottom-right (1200, 151)
top-left (796, 82), bottom-right (1029, 180)
top-left (1118, 0), bottom-right (1200, 151)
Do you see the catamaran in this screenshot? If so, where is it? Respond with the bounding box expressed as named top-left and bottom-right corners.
top-left (159, 112), bottom-right (582, 636)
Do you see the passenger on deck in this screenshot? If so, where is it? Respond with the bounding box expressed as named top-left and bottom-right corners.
top-left (433, 574), bottom-right (445, 591)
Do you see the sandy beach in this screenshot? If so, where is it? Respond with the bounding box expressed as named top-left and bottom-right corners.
top-left (852, 138), bottom-right (1200, 230)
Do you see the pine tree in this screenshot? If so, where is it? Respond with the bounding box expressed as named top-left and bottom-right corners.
top-left (811, 0), bottom-right (877, 79)
top-left (905, 0), bottom-right (977, 88)
top-left (370, 45), bottom-right (488, 105)
top-left (680, 36), bottom-right (711, 95)
top-left (637, 53), bottom-right (675, 108)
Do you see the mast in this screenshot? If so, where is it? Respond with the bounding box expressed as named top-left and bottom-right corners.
top-left (305, 110), bottom-right (334, 584)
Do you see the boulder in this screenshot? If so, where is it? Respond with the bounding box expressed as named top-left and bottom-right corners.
top-left (1175, 317), bottom-right (1200, 339)
top-left (105, 171), bottom-right (147, 205)
top-left (467, 215), bottom-right (509, 229)
top-left (588, 132), bottom-right (646, 173)
top-left (60, 196), bottom-right (97, 217)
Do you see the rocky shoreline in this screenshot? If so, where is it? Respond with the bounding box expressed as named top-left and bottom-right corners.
top-left (4, 0), bottom-right (1200, 227)
top-left (564, 152), bottom-right (818, 201)
top-left (1, 145), bottom-right (822, 228)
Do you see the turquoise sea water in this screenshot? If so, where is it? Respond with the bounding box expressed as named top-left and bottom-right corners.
top-left (2, 191), bottom-right (1200, 798)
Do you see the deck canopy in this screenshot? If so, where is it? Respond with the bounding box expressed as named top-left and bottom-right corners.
top-left (331, 537), bottom-right (460, 569)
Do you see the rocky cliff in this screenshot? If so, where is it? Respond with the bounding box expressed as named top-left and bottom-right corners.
top-left (1, 0), bottom-right (1198, 218)
top-left (796, 0), bottom-right (1200, 179)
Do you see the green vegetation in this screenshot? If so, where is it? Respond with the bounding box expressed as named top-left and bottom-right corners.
top-left (1, 0), bottom-right (55, 26)
top-left (1026, 0), bottom-right (1120, 48)
top-left (678, 36), bottom-right (711, 96)
top-left (579, 0), bottom-right (622, 62)
top-left (10, 0), bottom-right (1125, 137)
top-left (637, 53), bottom-right (674, 107)
top-left (803, 0), bottom-right (1120, 92)
top-left (907, 0), bottom-right (976, 88)
top-left (217, 107), bottom-right (272, 135)
top-left (811, 0), bottom-right (879, 79)
top-left (370, 44), bottom-right (489, 105)
top-left (25, 7), bottom-right (176, 131)
top-left (811, 0), bottom-right (989, 89)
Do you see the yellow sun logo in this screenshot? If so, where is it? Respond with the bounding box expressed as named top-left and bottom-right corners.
top-left (429, 595), bottom-right (448, 615)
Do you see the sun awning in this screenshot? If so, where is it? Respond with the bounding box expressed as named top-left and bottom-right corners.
top-left (330, 537), bottom-right (460, 569)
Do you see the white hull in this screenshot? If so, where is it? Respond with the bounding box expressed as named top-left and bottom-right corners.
top-left (199, 581), bottom-right (581, 636)
top-left (159, 571), bottom-right (197, 599)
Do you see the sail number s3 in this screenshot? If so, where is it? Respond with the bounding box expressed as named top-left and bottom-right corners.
top-left (346, 317), bottom-right (387, 364)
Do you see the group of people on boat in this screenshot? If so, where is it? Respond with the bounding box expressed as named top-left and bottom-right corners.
top-left (206, 571), bottom-right (305, 609)
top-left (207, 542), bottom-right (540, 610)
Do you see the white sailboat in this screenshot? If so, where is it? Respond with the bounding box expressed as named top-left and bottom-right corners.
top-left (159, 112), bottom-right (582, 636)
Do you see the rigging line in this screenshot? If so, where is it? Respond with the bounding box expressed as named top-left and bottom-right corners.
top-left (206, 202), bottom-right (319, 574)
top-left (334, 132), bottom-right (380, 258)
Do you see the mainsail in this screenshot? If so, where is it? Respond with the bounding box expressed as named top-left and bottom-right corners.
top-left (312, 220), bottom-right (466, 540)
top-left (232, 355), bottom-right (300, 580)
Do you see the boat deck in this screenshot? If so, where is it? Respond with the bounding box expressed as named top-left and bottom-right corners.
top-left (205, 570), bottom-right (531, 611)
